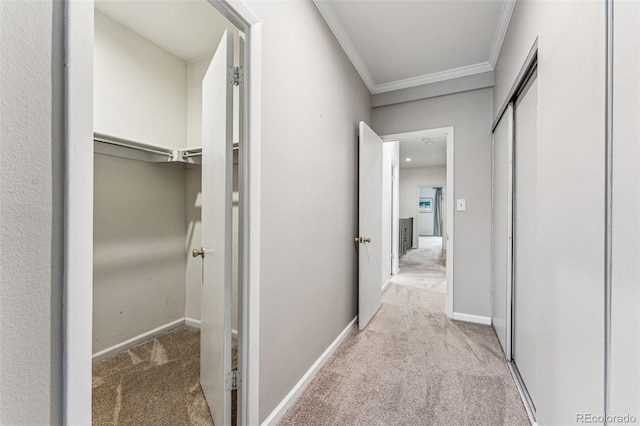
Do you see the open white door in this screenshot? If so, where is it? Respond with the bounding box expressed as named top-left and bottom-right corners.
top-left (201, 30), bottom-right (234, 426)
top-left (358, 122), bottom-right (384, 330)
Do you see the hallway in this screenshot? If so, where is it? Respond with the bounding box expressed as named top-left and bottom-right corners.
top-left (278, 244), bottom-right (529, 425)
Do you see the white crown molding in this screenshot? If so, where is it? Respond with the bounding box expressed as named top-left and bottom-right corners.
top-left (489, 0), bottom-right (517, 68)
top-left (314, 0), bottom-right (511, 95)
top-left (312, 0), bottom-right (376, 92)
top-left (372, 62), bottom-right (493, 94)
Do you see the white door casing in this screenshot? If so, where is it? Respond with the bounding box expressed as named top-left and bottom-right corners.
top-left (201, 30), bottom-right (234, 426)
top-left (358, 121), bottom-right (384, 330)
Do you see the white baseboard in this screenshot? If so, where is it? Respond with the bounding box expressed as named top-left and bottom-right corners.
top-left (184, 317), bottom-right (237, 338)
top-left (381, 278), bottom-right (391, 293)
top-left (92, 318), bottom-right (185, 363)
top-left (184, 317), bottom-right (201, 328)
top-left (452, 312), bottom-right (492, 325)
top-left (94, 317), bottom-right (240, 363)
top-left (261, 316), bottom-right (358, 426)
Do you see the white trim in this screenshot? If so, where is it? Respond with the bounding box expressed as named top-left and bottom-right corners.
top-left (489, 0), bottom-right (517, 68)
top-left (381, 278), bottom-right (391, 293)
top-left (452, 312), bottom-right (492, 325)
top-left (505, 104), bottom-right (514, 362)
top-left (507, 363), bottom-right (537, 425)
top-left (92, 318), bottom-right (185, 363)
top-left (241, 17), bottom-right (262, 426)
top-left (63, 0), bottom-right (94, 423)
top-left (260, 316), bottom-right (358, 426)
top-left (372, 62), bottom-right (493, 95)
top-left (184, 317), bottom-right (202, 329)
top-left (91, 318), bottom-right (237, 363)
top-left (312, 0), bottom-right (375, 92)
top-left (446, 129), bottom-right (454, 318)
top-left (381, 126), bottom-right (455, 319)
top-left (313, 1), bottom-right (511, 95)
top-left (64, 1), bottom-right (262, 424)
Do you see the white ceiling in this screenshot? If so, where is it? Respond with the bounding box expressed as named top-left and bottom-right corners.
top-left (399, 135), bottom-right (447, 169)
top-left (95, 0), bottom-right (236, 62)
top-left (315, 0), bottom-right (515, 94)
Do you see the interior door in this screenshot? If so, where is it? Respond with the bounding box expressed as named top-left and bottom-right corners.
top-left (358, 121), bottom-right (383, 330)
top-left (201, 30), bottom-right (234, 426)
top-left (491, 104), bottom-right (513, 360)
top-left (513, 72), bottom-right (538, 411)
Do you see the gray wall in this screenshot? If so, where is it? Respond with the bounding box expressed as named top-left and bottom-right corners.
top-left (611, 0), bottom-right (639, 418)
top-left (494, 1), bottom-right (606, 423)
top-left (374, 88), bottom-right (493, 317)
top-left (0, 0), bottom-right (64, 424)
top-left (93, 155), bottom-right (187, 353)
top-left (246, 0), bottom-right (371, 421)
top-left (398, 167), bottom-right (446, 247)
top-left (93, 15), bottom-right (189, 352)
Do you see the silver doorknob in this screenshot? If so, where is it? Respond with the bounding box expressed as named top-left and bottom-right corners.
top-left (355, 237), bottom-right (372, 244)
top-left (192, 248), bottom-right (205, 258)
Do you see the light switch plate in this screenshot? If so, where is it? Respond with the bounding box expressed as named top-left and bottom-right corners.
top-left (456, 199), bottom-right (466, 211)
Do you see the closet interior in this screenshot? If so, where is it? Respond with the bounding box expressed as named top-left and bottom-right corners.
top-left (91, 1), bottom-right (240, 424)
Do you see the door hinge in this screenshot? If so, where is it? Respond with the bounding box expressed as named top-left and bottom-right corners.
top-left (226, 369), bottom-right (240, 391)
top-left (228, 66), bottom-right (243, 86)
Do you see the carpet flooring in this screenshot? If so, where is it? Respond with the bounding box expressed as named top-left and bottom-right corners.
top-left (278, 244), bottom-right (529, 426)
top-left (92, 326), bottom-right (236, 426)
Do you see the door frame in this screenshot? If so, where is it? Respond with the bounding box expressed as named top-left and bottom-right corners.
top-left (63, 1), bottom-right (262, 424)
top-left (491, 103), bottom-right (514, 362)
top-left (381, 127), bottom-right (455, 318)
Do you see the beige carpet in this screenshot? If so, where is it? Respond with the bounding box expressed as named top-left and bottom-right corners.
top-left (92, 326), bottom-right (237, 426)
top-left (278, 245), bottom-right (529, 426)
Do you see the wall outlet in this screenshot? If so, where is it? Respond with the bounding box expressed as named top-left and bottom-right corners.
top-left (456, 199), bottom-right (466, 211)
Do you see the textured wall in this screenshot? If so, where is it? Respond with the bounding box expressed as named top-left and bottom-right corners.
top-left (246, 1), bottom-right (372, 421)
top-left (0, 1), bottom-right (64, 424)
top-left (373, 88), bottom-right (493, 317)
top-left (93, 155), bottom-right (187, 353)
top-left (494, 1), bottom-right (606, 423)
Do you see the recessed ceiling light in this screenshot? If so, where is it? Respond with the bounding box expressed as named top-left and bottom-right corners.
top-left (405, 158), bottom-right (412, 162)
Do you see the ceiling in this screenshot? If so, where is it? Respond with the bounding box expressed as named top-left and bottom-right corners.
top-left (95, 0), bottom-right (236, 62)
top-left (315, 0), bottom-right (515, 94)
top-left (399, 135), bottom-right (447, 169)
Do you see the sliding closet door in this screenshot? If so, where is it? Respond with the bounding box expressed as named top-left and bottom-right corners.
top-left (513, 72), bottom-right (538, 411)
top-left (200, 30), bottom-right (234, 426)
top-left (492, 104), bottom-right (513, 359)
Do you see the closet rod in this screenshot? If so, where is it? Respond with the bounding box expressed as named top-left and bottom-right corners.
top-left (94, 132), bottom-right (173, 158)
top-left (181, 150), bottom-right (203, 159)
top-left (181, 144), bottom-right (239, 159)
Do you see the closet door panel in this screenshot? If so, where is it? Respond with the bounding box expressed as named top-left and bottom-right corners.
top-left (200, 30), bottom-right (234, 426)
top-left (513, 74), bottom-right (538, 410)
top-left (491, 105), bottom-right (513, 358)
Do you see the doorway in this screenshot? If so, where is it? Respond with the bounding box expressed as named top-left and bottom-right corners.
top-left (91, 3), bottom-right (240, 424)
top-left (382, 127), bottom-right (455, 318)
top-left (64, 1), bottom-right (261, 424)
